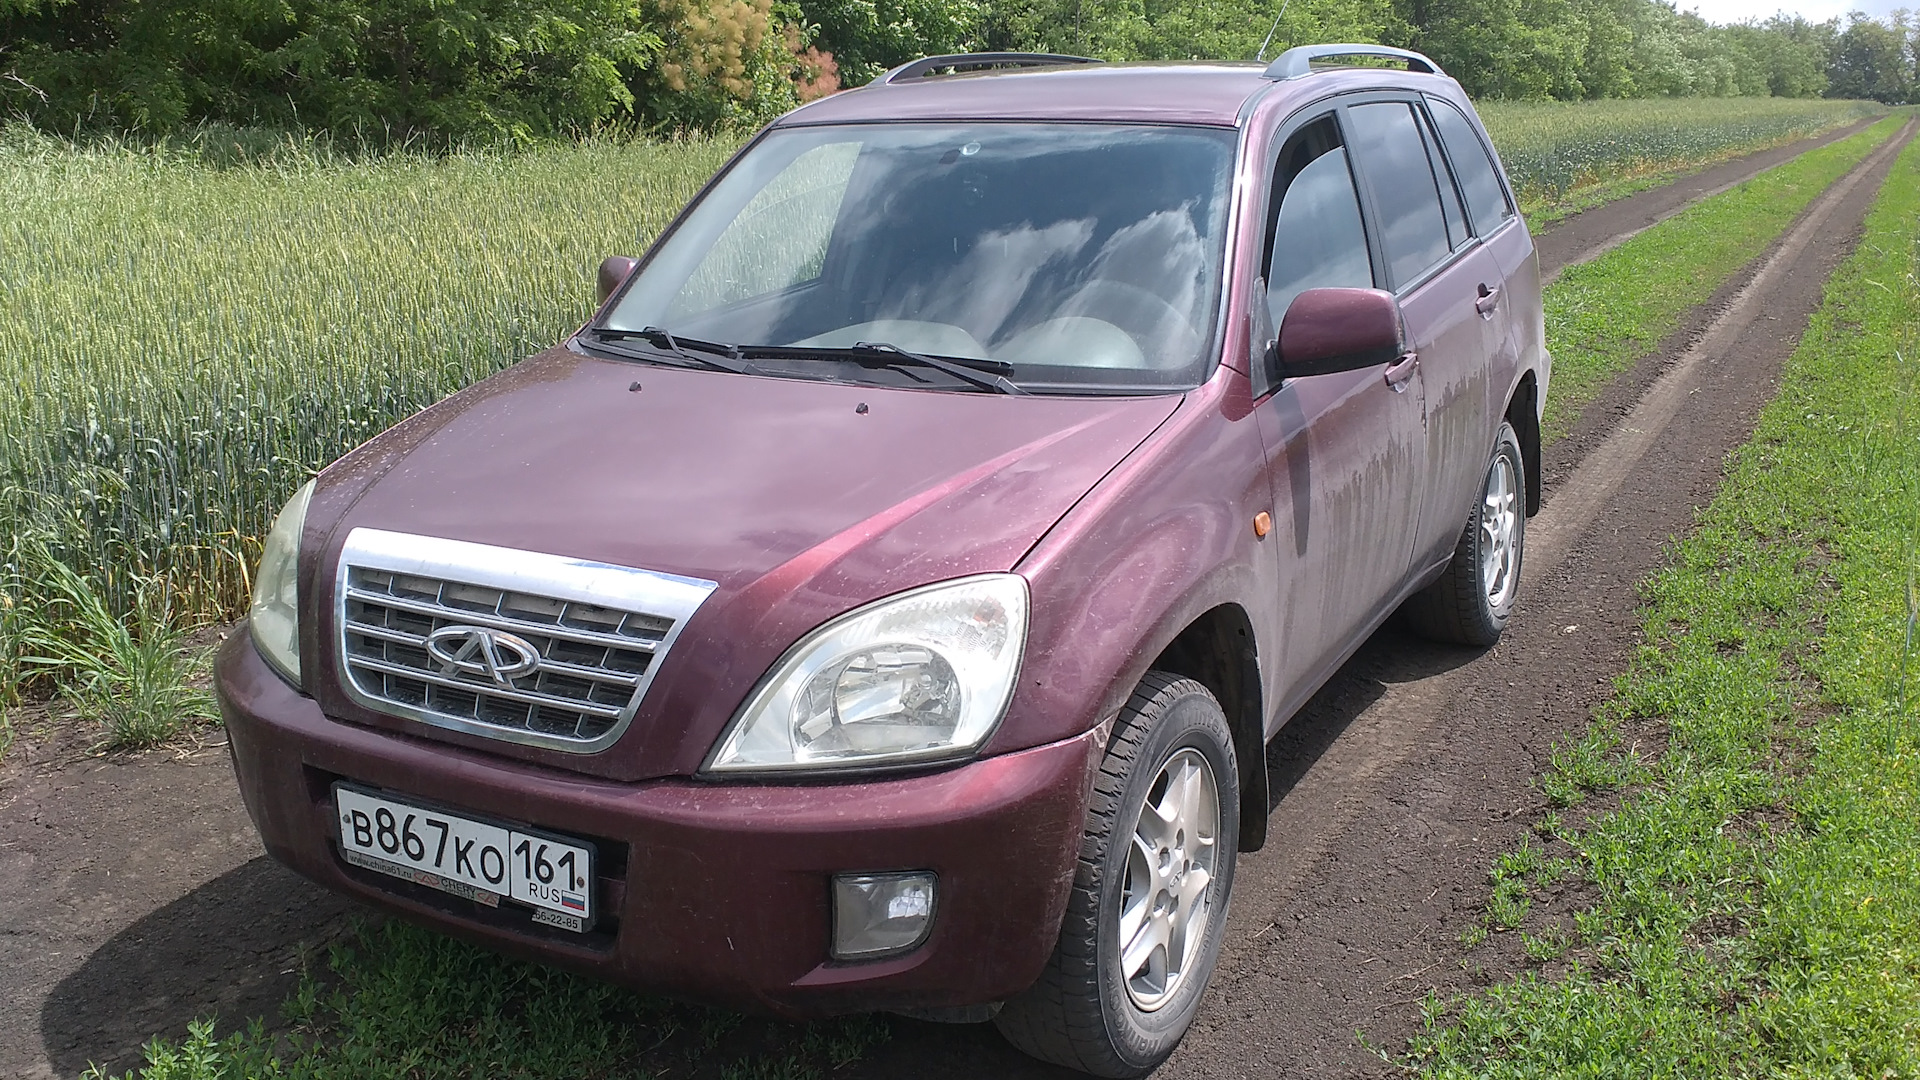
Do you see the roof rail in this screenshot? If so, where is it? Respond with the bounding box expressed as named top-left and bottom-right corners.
top-left (1262, 44), bottom-right (1444, 81)
top-left (878, 52), bottom-right (1101, 85)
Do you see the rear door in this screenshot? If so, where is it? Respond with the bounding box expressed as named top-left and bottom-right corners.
top-left (1342, 97), bottom-right (1500, 572)
top-left (1428, 93), bottom-right (1539, 498)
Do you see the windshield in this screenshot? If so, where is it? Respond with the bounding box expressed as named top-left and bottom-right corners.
top-left (601, 122), bottom-right (1238, 392)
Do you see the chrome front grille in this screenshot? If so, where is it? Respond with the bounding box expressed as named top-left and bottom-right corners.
top-left (334, 529), bottom-right (717, 753)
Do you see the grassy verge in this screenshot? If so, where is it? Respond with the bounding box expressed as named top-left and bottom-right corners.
top-left (90, 920), bottom-right (890, 1080)
top-left (1408, 119), bottom-right (1920, 1078)
top-left (1539, 114), bottom-right (1904, 441)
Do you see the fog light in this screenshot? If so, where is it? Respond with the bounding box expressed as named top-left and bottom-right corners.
top-left (832, 871), bottom-right (937, 959)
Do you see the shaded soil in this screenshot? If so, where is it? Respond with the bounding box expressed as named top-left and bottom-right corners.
top-left (0, 708), bottom-right (359, 1080)
top-left (0, 124), bottom-right (1904, 1080)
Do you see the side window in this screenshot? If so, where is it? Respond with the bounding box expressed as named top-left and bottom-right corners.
top-left (1428, 97), bottom-right (1513, 236)
top-left (1344, 101), bottom-right (1453, 289)
top-left (1418, 106), bottom-right (1470, 250)
top-left (1263, 116), bottom-right (1374, 328)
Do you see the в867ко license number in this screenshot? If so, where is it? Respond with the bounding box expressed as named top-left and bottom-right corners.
top-left (333, 784), bottom-right (595, 931)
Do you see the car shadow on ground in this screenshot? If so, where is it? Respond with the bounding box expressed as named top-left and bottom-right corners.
top-left (1264, 623), bottom-right (1484, 810)
top-left (41, 856), bottom-right (359, 1080)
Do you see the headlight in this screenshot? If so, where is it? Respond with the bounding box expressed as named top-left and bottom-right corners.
top-left (250, 479), bottom-right (315, 685)
top-left (705, 575), bottom-right (1029, 773)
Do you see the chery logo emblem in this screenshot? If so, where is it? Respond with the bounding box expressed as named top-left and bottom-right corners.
top-left (425, 625), bottom-right (541, 688)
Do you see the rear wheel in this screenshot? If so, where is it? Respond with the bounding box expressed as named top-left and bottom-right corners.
top-left (1403, 421), bottom-right (1526, 646)
top-left (994, 672), bottom-right (1239, 1078)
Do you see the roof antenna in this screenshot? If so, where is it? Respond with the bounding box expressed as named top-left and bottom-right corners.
top-left (1255, 0), bottom-right (1292, 62)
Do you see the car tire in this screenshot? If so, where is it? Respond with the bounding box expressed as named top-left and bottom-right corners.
top-left (994, 671), bottom-right (1239, 1078)
top-left (1402, 420), bottom-right (1526, 647)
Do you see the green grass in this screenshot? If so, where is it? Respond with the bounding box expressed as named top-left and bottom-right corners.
top-left (1406, 121), bottom-right (1920, 1080)
top-left (12, 542), bottom-right (214, 748)
top-left (1539, 114), bottom-right (1904, 441)
top-left (1476, 97), bottom-right (1885, 220)
top-left (89, 920), bottom-right (891, 1080)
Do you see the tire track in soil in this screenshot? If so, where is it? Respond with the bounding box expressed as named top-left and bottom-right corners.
top-left (0, 121), bottom-right (1904, 1080)
top-left (841, 119), bottom-right (1916, 1079)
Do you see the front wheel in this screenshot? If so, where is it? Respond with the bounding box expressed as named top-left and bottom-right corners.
top-left (1402, 420), bottom-right (1527, 646)
top-left (994, 672), bottom-right (1239, 1078)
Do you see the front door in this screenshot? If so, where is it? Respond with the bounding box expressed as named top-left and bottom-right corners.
top-left (1251, 112), bottom-right (1429, 711)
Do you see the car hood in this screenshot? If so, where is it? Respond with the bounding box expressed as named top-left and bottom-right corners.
top-left (307, 347), bottom-right (1182, 777)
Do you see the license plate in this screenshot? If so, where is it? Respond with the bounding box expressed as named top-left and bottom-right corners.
top-left (333, 784), bottom-right (595, 928)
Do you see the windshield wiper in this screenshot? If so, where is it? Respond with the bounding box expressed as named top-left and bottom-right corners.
top-left (584, 326), bottom-right (755, 375)
top-left (742, 341), bottom-right (1026, 395)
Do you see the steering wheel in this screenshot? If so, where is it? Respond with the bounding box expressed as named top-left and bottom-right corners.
top-left (1058, 280), bottom-right (1203, 369)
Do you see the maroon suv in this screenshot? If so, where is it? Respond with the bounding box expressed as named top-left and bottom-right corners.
top-left (219, 45), bottom-right (1549, 1077)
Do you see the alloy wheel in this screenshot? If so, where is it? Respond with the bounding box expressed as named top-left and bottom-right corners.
top-left (1479, 453), bottom-right (1521, 613)
top-left (1117, 747), bottom-right (1220, 1012)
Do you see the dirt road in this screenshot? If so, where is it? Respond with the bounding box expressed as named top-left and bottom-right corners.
top-left (0, 121), bottom-right (1907, 1080)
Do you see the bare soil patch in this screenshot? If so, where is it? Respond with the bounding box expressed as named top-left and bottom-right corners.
top-left (0, 123), bottom-right (1903, 1080)
top-left (0, 678), bottom-right (359, 1080)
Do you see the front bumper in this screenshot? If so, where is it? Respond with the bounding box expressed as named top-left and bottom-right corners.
top-left (216, 630), bottom-right (1098, 1017)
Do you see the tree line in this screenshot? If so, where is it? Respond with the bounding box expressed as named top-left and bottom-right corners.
top-left (1, 0), bottom-right (1914, 143)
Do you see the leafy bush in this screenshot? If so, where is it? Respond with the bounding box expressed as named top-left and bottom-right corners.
top-left (636, 0), bottom-right (839, 130)
top-left (798, 0), bottom-right (982, 84)
top-left (0, 0), bottom-right (659, 142)
top-left (0, 0), bottom-right (838, 142)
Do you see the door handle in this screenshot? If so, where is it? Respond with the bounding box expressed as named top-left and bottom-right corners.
top-left (1475, 283), bottom-right (1500, 318)
top-left (1383, 351), bottom-right (1417, 392)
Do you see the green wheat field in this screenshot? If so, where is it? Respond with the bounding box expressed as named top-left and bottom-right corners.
top-left (0, 96), bottom-right (1886, 724)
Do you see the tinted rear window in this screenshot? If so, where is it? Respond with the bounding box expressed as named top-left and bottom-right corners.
top-left (1428, 98), bottom-right (1513, 235)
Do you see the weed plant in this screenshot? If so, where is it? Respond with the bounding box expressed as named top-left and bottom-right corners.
top-left (1409, 124), bottom-right (1920, 1078)
top-left (13, 544), bottom-right (213, 748)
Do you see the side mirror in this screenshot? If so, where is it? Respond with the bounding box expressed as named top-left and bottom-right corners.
top-left (597, 255), bottom-right (638, 307)
top-left (1276, 287), bottom-right (1406, 378)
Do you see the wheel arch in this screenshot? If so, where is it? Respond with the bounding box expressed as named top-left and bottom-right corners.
top-left (1149, 603), bottom-right (1268, 854)
top-left (1505, 370), bottom-right (1541, 516)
